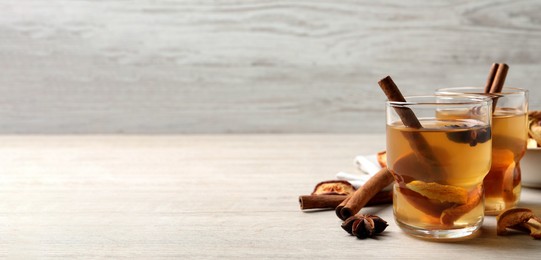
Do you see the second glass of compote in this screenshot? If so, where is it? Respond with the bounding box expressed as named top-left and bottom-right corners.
top-left (436, 87), bottom-right (528, 215)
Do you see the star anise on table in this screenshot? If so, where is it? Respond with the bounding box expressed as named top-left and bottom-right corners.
top-left (341, 214), bottom-right (388, 239)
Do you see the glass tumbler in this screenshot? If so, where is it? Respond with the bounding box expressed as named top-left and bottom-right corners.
top-left (386, 95), bottom-right (492, 240)
top-left (437, 87), bottom-right (528, 215)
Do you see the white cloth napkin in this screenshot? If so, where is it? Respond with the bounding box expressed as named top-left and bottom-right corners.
top-left (336, 154), bottom-right (393, 191)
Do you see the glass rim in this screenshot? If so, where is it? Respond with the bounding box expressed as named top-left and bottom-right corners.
top-left (436, 86), bottom-right (528, 96)
top-left (386, 95), bottom-right (492, 106)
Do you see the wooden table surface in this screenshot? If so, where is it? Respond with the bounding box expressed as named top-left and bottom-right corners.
top-left (3, 1), bottom-right (541, 135)
top-left (0, 135), bottom-right (539, 258)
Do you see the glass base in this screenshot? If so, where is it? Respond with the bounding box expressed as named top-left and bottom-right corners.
top-left (395, 218), bottom-right (483, 241)
top-left (485, 193), bottom-right (520, 216)
top-left (485, 202), bottom-right (518, 216)
top-left (484, 201), bottom-right (506, 216)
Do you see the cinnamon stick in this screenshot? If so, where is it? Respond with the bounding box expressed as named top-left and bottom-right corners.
top-left (484, 63), bottom-right (499, 94)
top-left (299, 190), bottom-right (392, 210)
top-left (485, 63), bottom-right (515, 204)
top-left (485, 63), bottom-right (509, 111)
top-left (378, 76), bottom-right (422, 129)
top-left (378, 76), bottom-right (441, 180)
top-left (490, 63), bottom-right (509, 94)
top-left (335, 168), bottom-right (394, 220)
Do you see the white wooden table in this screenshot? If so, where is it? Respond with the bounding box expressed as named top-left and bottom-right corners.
top-left (0, 135), bottom-right (539, 258)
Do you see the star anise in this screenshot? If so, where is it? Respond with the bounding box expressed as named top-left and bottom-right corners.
top-left (341, 214), bottom-right (388, 239)
top-left (445, 124), bottom-right (491, 147)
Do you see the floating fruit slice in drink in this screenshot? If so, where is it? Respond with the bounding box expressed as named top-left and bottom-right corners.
top-left (406, 180), bottom-right (468, 204)
top-left (440, 184), bottom-right (483, 226)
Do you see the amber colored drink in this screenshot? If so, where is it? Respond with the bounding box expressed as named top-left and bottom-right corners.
top-left (387, 120), bottom-right (491, 236)
top-left (435, 87), bottom-right (528, 215)
top-left (484, 109), bottom-right (527, 214)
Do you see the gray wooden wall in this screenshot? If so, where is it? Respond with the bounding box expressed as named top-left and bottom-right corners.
top-left (1, 0), bottom-right (540, 134)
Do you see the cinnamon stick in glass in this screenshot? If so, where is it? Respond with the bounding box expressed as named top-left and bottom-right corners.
top-left (378, 76), bottom-right (441, 177)
top-left (484, 63), bottom-right (499, 94)
top-left (485, 63), bottom-right (516, 210)
top-left (378, 76), bottom-right (422, 129)
top-left (335, 76), bottom-right (431, 220)
top-left (490, 63), bottom-right (509, 94)
top-left (486, 63), bottom-right (509, 110)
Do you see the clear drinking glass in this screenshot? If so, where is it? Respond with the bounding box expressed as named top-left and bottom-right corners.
top-left (436, 87), bottom-right (528, 215)
top-left (386, 95), bottom-right (492, 240)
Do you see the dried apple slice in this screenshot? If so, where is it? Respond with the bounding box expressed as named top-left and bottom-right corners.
top-left (440, 184), bottom-right (482, 225)
top-left (528, 111), bottom-right (541, 145)
top-left (406, 180), bottom-right (468, 204)
top-left (397, 185), bottom-right (454, 218)
top-left (312, 180), bottom-right (355, 195)
top-left (497, 208), bottom-right (541, 239)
